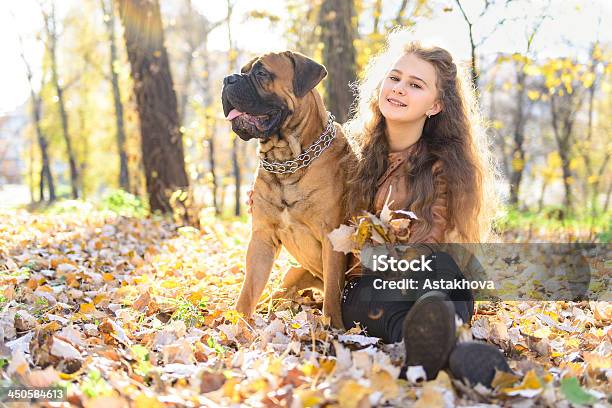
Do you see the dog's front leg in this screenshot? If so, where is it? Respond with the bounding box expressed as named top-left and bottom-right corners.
top-left (322, 239), bottom-right (347, 329)
top-left (235, 231), bottom-right (280, 318)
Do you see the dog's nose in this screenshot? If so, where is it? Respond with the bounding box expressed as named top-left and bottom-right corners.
top-left (224, 74), bottom-right (241, 85)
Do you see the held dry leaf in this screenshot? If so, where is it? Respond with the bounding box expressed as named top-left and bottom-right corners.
top-left (328, 224), bottom-right (357, 254)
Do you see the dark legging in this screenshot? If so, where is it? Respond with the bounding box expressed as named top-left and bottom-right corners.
top-left (341, 251), bottom-right (474, 344)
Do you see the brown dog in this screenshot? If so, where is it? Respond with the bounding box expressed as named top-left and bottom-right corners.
top-left (221, 51), bottom-right (352, 329)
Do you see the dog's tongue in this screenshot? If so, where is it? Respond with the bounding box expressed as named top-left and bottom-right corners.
top-left (226, 109), bottom-right (245, 121)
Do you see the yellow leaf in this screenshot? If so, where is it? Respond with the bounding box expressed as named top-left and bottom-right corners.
top-left (268, 358), bottom-right (283, 375)
top-left (524, 64), bottom-right (540, 76)
top-left (294, 389), bottom-right (323, 408)
top-left (370, 369), bottom-right (399, 399)
top-left (223, 310), bottom-right (242, 325)
top-left (569, 158), bottom-right (580, 170)
top-left (354, 219), bottom-right (372, 247)
top-left (547, 152), bottom-right (562, 167)
top-left (79, 303), bottom-right (96, 314)
top-left (492, 370), bottom-right (521, 389)
top-left (565, 338), bottom-right (579, 349)
top-left (533, 326), bottom-right (551, 339)
top-left (301, 362), bottom-right (317, 377)
top-left (502, 369), bottom-right (543, 395)
top-left (134, 393), bottom-right (165, 408)
top-left (187, 291), bottom-right (204, 305)
top-left (414, 383), bottom-right (446, 408)
top-left (338, 380), bottom-right (370, 408)
top-left (161, 279), bottom-right (179, 289)
top-left (43, 321), bottom-right (62, 332)
top-left (93, 294), bottom-right (106, 305)
top-left (319, 358), bottom-right (336, 374)
top-left (527, 90), bottom-right (540, 101)
top-left (103, 273), bottom-right (115, 282)
top-left (222, 378), bottom-right (241, 403)
top-left (512, 156), bottom-right (524, 172)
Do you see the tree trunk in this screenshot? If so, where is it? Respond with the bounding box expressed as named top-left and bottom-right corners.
top-left (39, 167), bottom-right (45, 202)
top-left (103, 0), bottom-right (130, 191)
top-left (319, 0), bottom-right (357, 123)
top-left (117, 0), bottom-right (190, 214)
top-left (455, 0), bottom-right (478, 93)
top-left (393, 0), bottom-right (409, 26)
top-left (28, 133), bottom-right (34, 202)
top-left (177, 0), bottom-right (197, 125)
top-left (550, 94), bottom-right (581, 216)
top-left (207, 128), bottom-right (219, 215)
top-left (604, 181), bottom-right (611, 214)
top-left (509, 65), bottom-right (527, 206)
top-left (226, 0), bottom-right (241, 216)
top-left (372, 0), bottom-right (382, 34)
top-left (20, 37), bottom-right (56, 202)
top-left (43, 5), bottom-right (79, 199)
top-left (537, 181), bottom-right (547, 213)
top-left (199, 27), bottom-right (219, 215)
top-left (559, 150), bottom-right (573, 212)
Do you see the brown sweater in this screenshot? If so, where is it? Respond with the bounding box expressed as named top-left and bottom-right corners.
top-left (346, 142), bottom-right (450, 281)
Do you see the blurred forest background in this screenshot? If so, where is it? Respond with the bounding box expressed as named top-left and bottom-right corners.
top-left (0, 0), bottom-right (610, 241)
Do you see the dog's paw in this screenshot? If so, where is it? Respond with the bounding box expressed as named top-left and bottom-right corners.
top-left (270, 287), bottom-right (298, 301)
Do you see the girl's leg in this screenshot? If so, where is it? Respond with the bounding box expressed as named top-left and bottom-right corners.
top-left (341, 275), bottom-right (413, 343)
top-left (342, 251), bottom-right (473, 343)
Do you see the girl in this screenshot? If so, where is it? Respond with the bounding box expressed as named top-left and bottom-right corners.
top-left (340, 30), bottom-right (511, 387)
top-left (248, 30), bottom-right (510, 387)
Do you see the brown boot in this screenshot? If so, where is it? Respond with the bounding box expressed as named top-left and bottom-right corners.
top-left (401, 291), bottom-right (456, 380)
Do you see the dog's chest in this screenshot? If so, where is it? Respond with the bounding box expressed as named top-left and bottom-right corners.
top-left (275, 198), bottom-right (307, 229)
top-left (279, 208), bottom-right (292, 229)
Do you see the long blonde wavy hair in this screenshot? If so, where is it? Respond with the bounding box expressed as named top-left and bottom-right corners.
top-left (344, 30), bottom-right (501, 243)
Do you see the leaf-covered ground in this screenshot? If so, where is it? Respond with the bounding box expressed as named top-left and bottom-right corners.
top-left (0, 207), bottom-right (610, 407)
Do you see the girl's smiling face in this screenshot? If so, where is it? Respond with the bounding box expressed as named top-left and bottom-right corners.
top-left (378, 53), bottom-right (441, 124)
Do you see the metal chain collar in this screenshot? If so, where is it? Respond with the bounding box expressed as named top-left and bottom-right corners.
top-left (259, 112), bottom-right (336, 174)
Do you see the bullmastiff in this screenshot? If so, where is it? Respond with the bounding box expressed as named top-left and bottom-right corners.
top-left (221, 51), bottom-right (352, 329)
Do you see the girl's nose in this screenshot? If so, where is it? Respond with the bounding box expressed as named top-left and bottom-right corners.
top-left (392, 83), bottom-right (406, 95)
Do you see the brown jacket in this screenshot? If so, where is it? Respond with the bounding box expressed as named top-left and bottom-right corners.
top-left (346, 142), bottom-right (449, 281)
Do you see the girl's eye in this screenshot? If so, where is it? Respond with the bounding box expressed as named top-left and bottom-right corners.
top-left (410, 83), bottom-right (422, 89)
top-left (389, 76), bottom-right (400, 81)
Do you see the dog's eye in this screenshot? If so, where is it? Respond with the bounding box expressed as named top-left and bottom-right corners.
top-left (256, 70), bottom-right (268, 77)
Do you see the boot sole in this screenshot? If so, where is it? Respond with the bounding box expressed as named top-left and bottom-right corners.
top-left (402, 294), bottom-right (456, 380)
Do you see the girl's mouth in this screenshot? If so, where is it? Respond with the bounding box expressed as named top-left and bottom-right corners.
top-left (387, 98), bottom-right (407, 107)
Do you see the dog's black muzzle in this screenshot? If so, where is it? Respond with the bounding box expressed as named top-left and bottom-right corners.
top-left (221, 73), bottom-right (288, 141)
top-left (222, 74), bottom-right (274, 117)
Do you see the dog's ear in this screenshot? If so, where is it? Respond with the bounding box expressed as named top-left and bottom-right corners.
top-left (240, 57), bottom-right (259, 74)
top-left (286, 51), bottom-right (327, 98)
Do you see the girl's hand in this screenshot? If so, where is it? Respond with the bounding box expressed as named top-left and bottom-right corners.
top-left (246, 189), bottom-right (254, 214)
